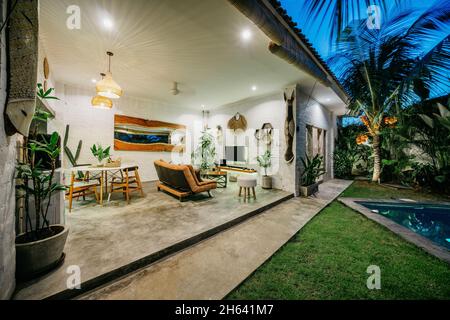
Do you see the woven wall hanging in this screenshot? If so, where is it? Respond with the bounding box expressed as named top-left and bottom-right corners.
top-left (227, 113), bottom-right (248, 132)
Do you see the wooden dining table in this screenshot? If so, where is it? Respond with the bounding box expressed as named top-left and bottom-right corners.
top-left (65, 163), bottom-right (137, 205)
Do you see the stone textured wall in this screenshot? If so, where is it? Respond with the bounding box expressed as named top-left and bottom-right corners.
top-left (0, 0), bottom-right (17, 300)
top-left (296, 87), bottom-right (336, 195)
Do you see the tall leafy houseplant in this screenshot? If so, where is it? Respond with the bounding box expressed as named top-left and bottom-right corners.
top-left (15, 85), bottom-right (69, 279)
top-left (325, 1), bottom-right (450, 182)
top-left (194, 131), bottom-right (216, 172)
top-left (16, 132), bottom-right (66, 241)
top-left (257, 150), bottom-right (272, 189)
top-left (256, 150), bottom-right (271, 176)
top-left (16, 84), bottom-right (63, 239)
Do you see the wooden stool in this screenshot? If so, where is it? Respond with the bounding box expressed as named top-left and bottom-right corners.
top-left (237, 176), bottom-right (257, 201)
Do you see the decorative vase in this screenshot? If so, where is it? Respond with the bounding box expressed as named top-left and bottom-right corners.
top-left (96, 159), bottom-right (105, 167)
top-left (15, 225), bottom-right (69, 280)
top-left (261, 175), bottom-right (272, 189)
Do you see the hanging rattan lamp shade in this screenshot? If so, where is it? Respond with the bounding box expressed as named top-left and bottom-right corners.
top-left (92, 72), bottom-right (113, 108)
top-left (91, 95), bottom-right (113, 109)
top-left (96, 71), bottom-right (123, 99)
top-left (96, 52), bottom-right (123, 99)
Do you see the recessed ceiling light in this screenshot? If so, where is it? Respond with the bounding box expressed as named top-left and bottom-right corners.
top-left (241, 29), bottom-right (252, 41)
top-left (252, 85), bottom-right (257, 91)
top-left (103, 18), bottom-right (114, 30)
top-left (91, 79), bottom-right (97, 83)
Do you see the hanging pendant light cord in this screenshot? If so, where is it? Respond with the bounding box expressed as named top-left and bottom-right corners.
top-left (106, 52), bottom-right (114, 73)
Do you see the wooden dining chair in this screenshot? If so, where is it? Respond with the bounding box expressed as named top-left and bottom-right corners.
top-left (109, 166), bottom-right (144, 204)
top-left (66, 171), bottom-right (99, 212)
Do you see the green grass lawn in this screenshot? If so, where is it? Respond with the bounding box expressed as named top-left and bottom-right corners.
top-left (341, 180), bottom-right (450, 201)
top-left (226, 181), bottom-right (450, 300)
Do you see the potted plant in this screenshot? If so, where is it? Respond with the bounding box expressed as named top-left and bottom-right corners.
top-left (14, 83), bottom-right (68, 280)
top-left (90, 143), bottom-right (111, 167)
top-left (193, 131), bottom-right (216, 173)
top-left (15, 131), bottom-right (68, 279)
top-left (257, 150), bottom-right (272, 189)
top-left (300, 154), bottom-right (326, 197)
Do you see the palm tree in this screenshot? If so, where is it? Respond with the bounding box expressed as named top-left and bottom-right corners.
top-left (302, 0), bottom-right (400, 47)
top-left (323, 1), bottom-right (450, 182)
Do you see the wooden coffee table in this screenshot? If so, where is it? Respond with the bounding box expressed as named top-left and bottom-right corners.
top-left (202, 171), bottom-right (228, 188)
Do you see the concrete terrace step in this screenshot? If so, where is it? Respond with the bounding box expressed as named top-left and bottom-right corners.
top-left (15, 190), bottom-right (294, 300)
top-left (79, 180), bottom-right (352, 300)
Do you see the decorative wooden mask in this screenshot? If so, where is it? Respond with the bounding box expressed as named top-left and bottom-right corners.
top-left (5, 0), bottom-right (39, 137)
top-left (284, 91), bottom-right (295, 163)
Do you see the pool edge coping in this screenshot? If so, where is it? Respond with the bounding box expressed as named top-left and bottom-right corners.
top-left (338, 197), bottom-right (450, 265)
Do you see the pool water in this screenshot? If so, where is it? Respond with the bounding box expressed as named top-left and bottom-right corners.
top-left (357, 201), bottom-right (450, 250)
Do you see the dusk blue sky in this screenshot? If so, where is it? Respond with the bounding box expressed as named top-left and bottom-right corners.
top-left (279, 0), bottom-right (449, 124)
top-left (279, 0), bottom-right (441, 58)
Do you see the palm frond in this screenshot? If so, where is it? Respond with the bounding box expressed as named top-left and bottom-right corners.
top-left (302, 0), bottom-right (399, 46)
top-left (327, 0), bottom-right (450, 112)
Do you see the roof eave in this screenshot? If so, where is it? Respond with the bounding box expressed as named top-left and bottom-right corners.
top-left (262, 0), bottom-right (350, 104)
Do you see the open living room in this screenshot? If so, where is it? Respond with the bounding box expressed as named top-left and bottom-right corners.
top-left (3, 0), bottom-right (378, 301)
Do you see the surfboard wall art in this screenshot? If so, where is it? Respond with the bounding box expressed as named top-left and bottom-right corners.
top-left (114, 115), bottom-right (186, 152)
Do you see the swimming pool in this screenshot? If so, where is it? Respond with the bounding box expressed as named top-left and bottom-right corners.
top-left (357, 201), bottom-right (450, 250)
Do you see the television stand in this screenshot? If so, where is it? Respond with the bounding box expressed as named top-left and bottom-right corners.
top-left (217, 165), bottom-right (257, 174)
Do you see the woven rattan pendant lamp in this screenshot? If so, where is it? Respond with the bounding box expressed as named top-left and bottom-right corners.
top-left (96, 51), bottom-right (123, 99)
top-left (92, 73), bottom-right (113, 109)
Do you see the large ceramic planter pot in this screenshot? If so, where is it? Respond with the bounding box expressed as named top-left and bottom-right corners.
top-left (300, 182), bottom-right (319, 197)
top-left (16, 225), bottom-right (69, 280)
top-left (261, 175), bottom-right (272, 189)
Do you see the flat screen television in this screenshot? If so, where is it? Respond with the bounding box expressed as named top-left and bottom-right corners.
top-left (225, 146), bottom-right (246, 162)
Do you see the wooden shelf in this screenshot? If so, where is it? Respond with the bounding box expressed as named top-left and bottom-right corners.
top-left (217, 166), bottom-right (257, 174)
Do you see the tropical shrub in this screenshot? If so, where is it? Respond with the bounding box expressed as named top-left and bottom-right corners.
top-left (416, 102), bottom-right (450, 193)
top-left (333, 124), bottom-right (371, 179)
top-left (377, 98), bottom-right (450, 193)
top-left (301, 154), bottom-right (326, 186)
top-left (333, 148), bottom-right (353, 179)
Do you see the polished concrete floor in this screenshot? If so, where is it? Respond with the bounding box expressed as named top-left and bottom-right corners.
top-left (13, 181), bottom-right (291, 300)
top-left (80, 179), bottom-right (352, 300)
